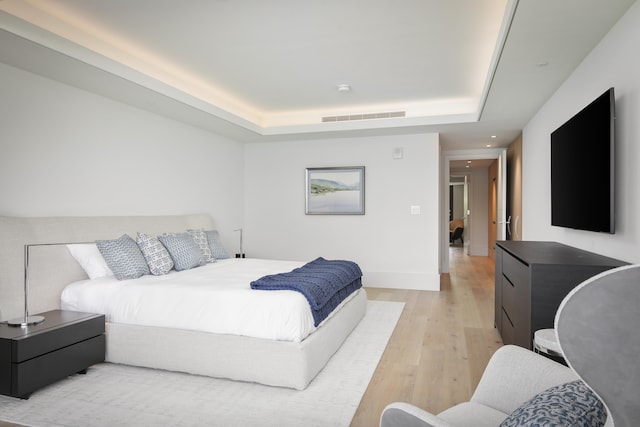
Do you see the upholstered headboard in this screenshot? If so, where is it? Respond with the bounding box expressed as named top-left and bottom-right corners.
top-left (0, 214), bottom-right (215, 321)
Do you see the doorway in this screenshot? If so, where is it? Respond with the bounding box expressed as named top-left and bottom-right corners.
top-left (441, 149), bottom-right (507, 274)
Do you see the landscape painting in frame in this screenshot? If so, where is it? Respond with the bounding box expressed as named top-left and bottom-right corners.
top-left (306, 167), bottom-right (365, 215)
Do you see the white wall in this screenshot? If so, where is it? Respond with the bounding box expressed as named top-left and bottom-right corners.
top-left (0, 62), bottom-right (442, 290)
top-left (0, 62), bottom-right (245, 247)
top-left (244, 134), bottom-right (441, 290)
top-left (522, 1), bottom-right (640, 263)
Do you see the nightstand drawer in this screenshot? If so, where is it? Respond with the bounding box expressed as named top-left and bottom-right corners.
top-left (12, 312), bottom-right (104, 363)
top-left (13, 335), bottom-right (105, 398)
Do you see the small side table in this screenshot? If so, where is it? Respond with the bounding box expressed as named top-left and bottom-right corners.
top-left (0, 310), bottom-right (105, 399)
top-left (533, 328), bottom-right (566, 365)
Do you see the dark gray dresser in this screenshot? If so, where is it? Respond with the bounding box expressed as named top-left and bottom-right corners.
top-left (494, 241), bottom-right (626, 350)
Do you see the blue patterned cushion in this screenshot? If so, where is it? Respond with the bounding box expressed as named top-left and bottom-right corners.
top-left (136, 233), bottom-right (174, 275)
top-left (500, 380), bottom-right (606, 427)
top-left (96, 234), bottom-right (150, 280)
top-left (187, 229), bottom-right (215, 263)
top-left (158, 232), bottom-right (205, 271)
top-left (206, 230), bottom-right (230, 259)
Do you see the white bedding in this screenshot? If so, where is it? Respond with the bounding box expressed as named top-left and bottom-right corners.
top-left (61, 258), bottom-right (355, 343)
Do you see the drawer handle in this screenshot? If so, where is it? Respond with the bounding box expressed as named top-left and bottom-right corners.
top-left (502, 308), bottom-right (514, 326)
top-left (502, 274), bottom-right (515, 287)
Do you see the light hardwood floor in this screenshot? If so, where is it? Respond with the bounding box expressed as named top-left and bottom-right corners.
top-left (350, 246), bottom-right (503, 426)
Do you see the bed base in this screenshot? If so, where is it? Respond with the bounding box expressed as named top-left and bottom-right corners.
top-left (106, 289), bottom-right (367, 390)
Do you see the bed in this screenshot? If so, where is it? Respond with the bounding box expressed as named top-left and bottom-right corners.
top-left (0, 214), bottom-right (367, 390)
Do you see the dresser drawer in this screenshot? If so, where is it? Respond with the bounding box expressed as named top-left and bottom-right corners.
top-left (502, 252), bottom-right (529, 289)
top-left (501, 309), bottom-right (515, 346)
top-left (501, 275), bottom-right (517, 322)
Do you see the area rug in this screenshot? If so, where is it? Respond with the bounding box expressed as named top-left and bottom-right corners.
top-left (0, 300), bottom-right (403, 427)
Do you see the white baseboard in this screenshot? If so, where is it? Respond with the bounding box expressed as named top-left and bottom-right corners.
top-left (363, 271), bottom-right (440, 291)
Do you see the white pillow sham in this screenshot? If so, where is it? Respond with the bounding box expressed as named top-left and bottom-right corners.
top-left (66, 243), bottom-right (114, 279)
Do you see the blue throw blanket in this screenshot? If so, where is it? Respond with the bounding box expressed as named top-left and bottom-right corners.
top-left (250, 257), bottom-right (363, 326)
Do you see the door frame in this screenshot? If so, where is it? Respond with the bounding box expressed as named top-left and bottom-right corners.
top-left (441, 148), bottom-right (507, 273)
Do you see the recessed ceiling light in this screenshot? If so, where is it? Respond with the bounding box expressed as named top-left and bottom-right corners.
top-left (337, 84), bottom-right (351, 93)
top-left (491, 135), bottom-right (497, 139)
top-left (486, 144), bottom-right (492, 148)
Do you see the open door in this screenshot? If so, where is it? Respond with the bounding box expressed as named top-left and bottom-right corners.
top-left (496, 149), bottom-right (508, 241)
top-left (463, 175), bottom-right (470, 254)
top-left (488, 149), bottom-right (508, 259)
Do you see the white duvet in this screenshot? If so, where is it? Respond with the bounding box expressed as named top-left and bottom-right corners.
top-left (61, 258), bottom-right (344, 343)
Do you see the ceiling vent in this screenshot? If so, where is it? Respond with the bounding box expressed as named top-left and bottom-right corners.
top-left (322, 111), bottom-right (406, 123)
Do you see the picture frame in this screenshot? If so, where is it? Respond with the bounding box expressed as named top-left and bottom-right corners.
top-left (305, 166), bottom-right (365, 215)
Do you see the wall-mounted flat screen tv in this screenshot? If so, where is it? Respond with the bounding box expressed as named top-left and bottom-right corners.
top-left (551, 87), bottom-right (615, 233)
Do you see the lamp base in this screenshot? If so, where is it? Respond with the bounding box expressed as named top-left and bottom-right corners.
top-left (7, 315), bottom-right (45, 327)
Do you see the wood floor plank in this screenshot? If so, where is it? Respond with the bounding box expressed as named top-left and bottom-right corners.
top-left (413, 347), bottom-right (445, 412)
top-left (350, 247), bottom-right (501, 426)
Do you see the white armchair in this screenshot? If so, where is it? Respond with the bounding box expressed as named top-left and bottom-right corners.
top-left (380, 345), bottom-right (579, 427)
top-left (382, 263), bottom-right (640, 427)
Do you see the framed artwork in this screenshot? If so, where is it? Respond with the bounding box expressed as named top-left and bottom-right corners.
top-left (305, 166), bottom-right (365, 215)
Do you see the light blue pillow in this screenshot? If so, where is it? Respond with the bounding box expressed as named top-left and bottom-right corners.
top-left (136, 232), bottom-right (174, 275)
top-left (500, 380), bottom-right (606, 427)
top-left (206, 230), bottom-right (230, 259)
top-left (158, 232), bottom-right (205, 271)
top-left (187, 229), bottom-right (215, 263)
top-left (96, 234), bottom-right (150, 280)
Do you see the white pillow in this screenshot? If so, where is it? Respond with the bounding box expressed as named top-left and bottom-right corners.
top-left (67, 243), bottom-right (114, 279)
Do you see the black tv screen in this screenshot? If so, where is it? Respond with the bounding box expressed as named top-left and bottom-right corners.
top-left (551, 88), bottom-right (615, 233)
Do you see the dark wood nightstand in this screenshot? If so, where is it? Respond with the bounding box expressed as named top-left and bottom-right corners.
top-left (0, 310), bottom-right (105, 399)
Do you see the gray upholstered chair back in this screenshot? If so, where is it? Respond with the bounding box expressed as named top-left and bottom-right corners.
top-left (556, 264), bottom-right (640, 427)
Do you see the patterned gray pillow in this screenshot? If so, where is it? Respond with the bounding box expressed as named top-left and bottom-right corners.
top-left (136, 232), bottom-right (174, 275)
top-left (500, 380), bottom-right (606, 427)
top-left (206, 230), bottom-right (230, 259)
top-left (158, 232), bottom-right (205, 271)
top-left (96, 234), bottom-right (150, 280)
top-left (187, 229), bottom-right (215, 263)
